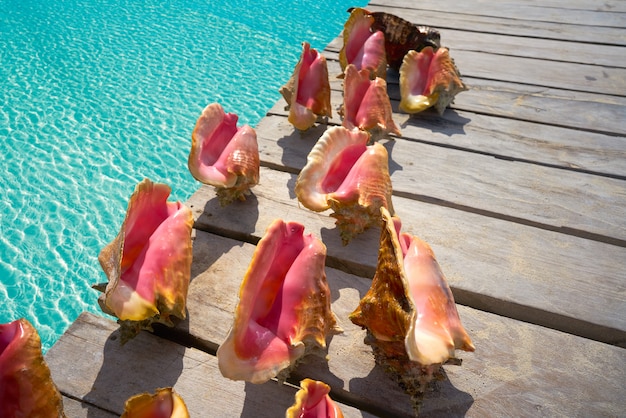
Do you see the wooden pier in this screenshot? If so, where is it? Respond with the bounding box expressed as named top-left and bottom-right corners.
top-left (45, 0), bottom-right (626, 416)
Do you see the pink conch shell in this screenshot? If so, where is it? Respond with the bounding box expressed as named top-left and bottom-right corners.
top-left (349, 207), bottom-right (474, 413)
top-left (188, 102), bottom-right (260, 206)
top-left (0, 318), bottom-right (66, 417)
top-left (295, 126), bottom-right (394, 244)
top-left (121, 387), bottom-right (189, 418)
top-left (217, 219), bottom-right (341, 384)
top-left (280, 42), bottom-right (332, 131)
top-left (399, 47), bottom-right (467, 115)
top-left (286, 379), bottom-right (344, 418)
top-left (341, 64), bottom-right (401, 140)
top-left (339, 7), bottom-right (387, 79)
top-left (353, 8), bottom-right (441, 70)
top-left (96, 178), bottom-right (194, 343)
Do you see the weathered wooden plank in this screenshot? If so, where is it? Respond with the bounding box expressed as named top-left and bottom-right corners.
top-left (308, 58), bottom-right (626, 137)
top-left (61, 397), bottom-right (117, 418)
top-left (46, 313), bottom-right (373, 418)
top-left (257, 111), bottom-right (626, 179)
top-left (436, 76), bottom-right (626, 136)
top-left (452, 49), bottom-right (626, 97)
top-left (336, 5), bottom-right (626, 46)
top-left (483, 0), bottom-right (626, 13)
top-left (187, 168), bottom-right (626, 346)
top-left (264, 103), bottom-right (626, 243)
top-left (308, 61), bottom-right (626, 138)
top-left (178, 229), bottom-right (626, 417)
top-left (325, 29), bottom-right (626, 69)
top-left (369, 0), bottom-right (626, 27)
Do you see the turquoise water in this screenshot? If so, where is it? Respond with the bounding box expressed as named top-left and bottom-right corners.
top-left (0, 0), bottom-right (366, 352)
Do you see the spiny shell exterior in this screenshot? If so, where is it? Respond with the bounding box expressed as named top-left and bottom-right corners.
top-left (0, 318), bottom-right (66, 417)
top-left (280, 42), bottom-right (332, 131)
top-left (96, 178), bottom-right (193, 343)
top-left (121, 387), bottom-right (189, 418)
top-left (399, 47), bottom-right (467, 115)
top-left (217, 219), bottom-right (341, 384)
top-left (349, 207), bottom-right (474, 414)
top-left (341, 63), bottom-right (401, 141)
top-left (368, 10), bottom-right (441, 70)
top-left (295, 126), bottom-right (394, 245)
top-left (286, 379), bottom-right (345, 418)
top-left (339, 7), bottom-right (387, 79)
top-left (189, 102), bottom-right (260, 205)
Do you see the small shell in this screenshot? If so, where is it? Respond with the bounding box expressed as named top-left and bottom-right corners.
top-left (341, 64), bottom-right (401, 140)
top-left (286, 379), bottom-right (345, 418)
top-left (121, 387), bottom-right (189, 418)
top-left (399, 47), bottom-right (467, 115)
top-left (188, 103), bottom-right (260, 205)
top-left (349, 207), bottom-right (474, 414)
top-left (95, 178), bottom-right (194, 343)
top-left (295, 126), bottom-right (394, 244)
top-left (280, 42), bottom-right (332, 131)
top-left (217, 219), bottom-right (341, 384)
top-left (0, 318), bottom-right (66, 417)
top-left (339, 8), bottom-right (387, 79)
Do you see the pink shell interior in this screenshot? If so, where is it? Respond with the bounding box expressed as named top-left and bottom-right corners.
top-left (396, 227), bottom-right (475, 365)
top-left (342, 64), bottom-right (400, 137)
top-left (343, 10), bottom-right (386, 76)
top-left (189, 103), bottom-right (259, 188)
top-left (218, 220), bottom-right (337, 383)
top-left (98, 179), bottom-right (193, 326)
top-left (287, 379), bottom-right (344, 418)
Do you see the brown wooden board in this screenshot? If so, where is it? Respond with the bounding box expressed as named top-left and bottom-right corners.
top-left (175, 229), bottom-right (625, 417)
top-left (46, 313), bottom-right (374, 418)
top-left (186, 171), bottom-right (626, 347)
top-left (368, 0), bottom-right (626, 27)
top-left (61, 397), bottom-right (117, 418)
top-left (332, 5), bottom-right (626, 46)
top-left (265, 100), bottom-right (626, 244)
top-left (325, 29), bottom-right (626, 68)
top-left (318, 55), bottom-right (626, 137)
top-left (257, 111), bottom-right (626, 179)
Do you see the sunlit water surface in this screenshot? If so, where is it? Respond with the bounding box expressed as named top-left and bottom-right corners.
top-left (0, 0), bottom-right (366, 352)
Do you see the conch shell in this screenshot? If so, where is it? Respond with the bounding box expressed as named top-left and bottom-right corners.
top-left (363, 9), bottom-right (441, 70)
top-left (339, 7), bottom-right (387, 79)
top-left (349, 207), bottom-right (474, 414)
top-left (399, 47), bottom-right (467, 115)
top-left (188, 102), bottom-right (260, 206)
top-left (341, 63), bottom-right (401, 140)
top-left (280, 42), bottom-right (332, 131)
top-left (286, 379), bottom-right (344, 418)
top-left (0, 318), bottom-right (66, 417)
top-left (217, 219), bottom-right (341, 384)
top-left (96, 178), bottom-right (194, 343)
top-left (121, 387), bottom-right (189, 418)
top-left (295, 126), bottom-right (394, 244)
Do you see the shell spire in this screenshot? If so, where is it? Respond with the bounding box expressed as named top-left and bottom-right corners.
top-left (350, 207), bottom-right (474, 414)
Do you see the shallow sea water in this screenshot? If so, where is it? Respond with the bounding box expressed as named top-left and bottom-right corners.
top-left (0, 0), bottom-right (366, 352)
